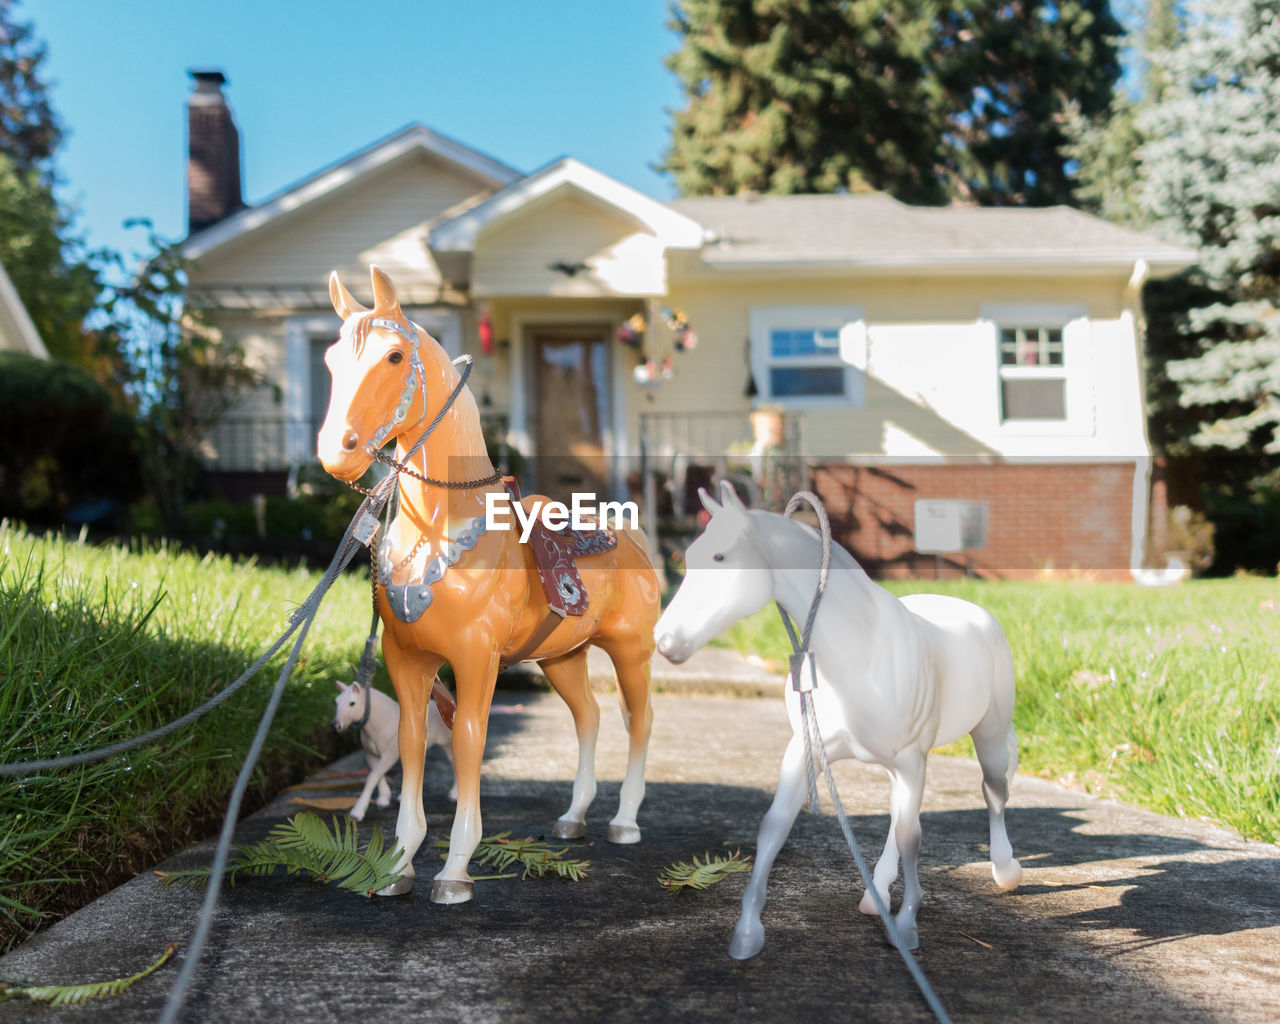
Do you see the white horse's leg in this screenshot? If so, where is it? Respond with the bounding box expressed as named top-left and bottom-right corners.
top-left (378, 645), bottom-right (442, 896)
top-left (859, 772), bottom-right (901, 916)
top-left (972, 717), bottom-right (1023, 891)
top-left (600, 639), bottom-right (653, 844)
top-left (432, 647), bottom-right (501, 904)
top-left (730, 734), bottom-right (808, 960)
top-left (351, 748), bottom-right (397, 822)
top-left (886, 751), bottom-right (927, 951)
top-left (538, 650), bottom-right (600, 839)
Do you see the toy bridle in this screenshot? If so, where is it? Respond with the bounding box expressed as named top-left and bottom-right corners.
top-left (366, 316), bottom-right (429, 451)
top-left (355, 680), bottom-right (374, 731)
top-left (342, 320), bottom-right (501, 685)
top-left (776, 489), bottom-right (950, 1024)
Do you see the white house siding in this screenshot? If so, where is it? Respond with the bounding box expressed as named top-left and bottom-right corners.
top-left (189, 152), bottom-right (488, 292)
top-left (200, 312), bottom-right (292, 472)
top-left (645, 272), bottom-right (1140, 461)
top-left (472, 193), bottom-right (666, 298)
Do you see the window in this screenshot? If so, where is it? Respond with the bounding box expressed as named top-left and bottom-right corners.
top-left (997, 325), bottom-right (1067, 422)
top-left (749, 307), bottom-right (865, 406)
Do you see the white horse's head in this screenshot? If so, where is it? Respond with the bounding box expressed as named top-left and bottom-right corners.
top-left (332, 680), bottom-right (369, 734)
top-left (654, 480), bottom-right (776, 663)
top-left (316, 265), bottom-right (453, 482)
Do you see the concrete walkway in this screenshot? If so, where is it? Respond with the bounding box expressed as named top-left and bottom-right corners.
top-left (3, 675), bottom-right (1279, 1022)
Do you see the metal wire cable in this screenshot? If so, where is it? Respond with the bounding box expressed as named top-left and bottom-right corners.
top-left (1, 349), bottom-right (486, 1023)
top-left (775, 490), bottom-right (952, 1024)
top-left (158, 591), bottom-right (318, 1024)
top-left (0, 470), bottom-right (393, 778)
top-left (0, 355), bottom-right (476, 779)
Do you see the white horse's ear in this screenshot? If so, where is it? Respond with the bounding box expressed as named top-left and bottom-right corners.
top-left (698, 486), bottom-right (720, 515)
top-left (370, 264), bottom-right (403, 319)
top-left (329, 271), bottom-right (365, 320)
top-left (719, 479), bottom-right (745, 509)
top-left (334, 680), bottom-right (347, 693)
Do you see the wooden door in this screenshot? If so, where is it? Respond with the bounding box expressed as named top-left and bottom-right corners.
top-left (531, 327), bottom-right (609, 502)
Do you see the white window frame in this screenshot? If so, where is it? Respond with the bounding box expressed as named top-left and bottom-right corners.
top-left (749, 305), bottom-right (866, 408)
top-left (981, 303), bottom-right (1093, 437)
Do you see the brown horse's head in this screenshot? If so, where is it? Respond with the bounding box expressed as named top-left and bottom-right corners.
top-left (317, 265), bottom-right (444, 482)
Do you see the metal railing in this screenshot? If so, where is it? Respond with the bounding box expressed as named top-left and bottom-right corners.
top-left (198, 414), bottom-right (513, 474)
top-left (639, 409), bottom-right (807, 515)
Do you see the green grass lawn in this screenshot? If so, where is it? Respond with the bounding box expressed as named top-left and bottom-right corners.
top-left (5, 522), bottom-right (1279, 956)
top-left (713, 577), bottom-right (1280, 845)
top-left (0, 522), bottom-right (378, 953)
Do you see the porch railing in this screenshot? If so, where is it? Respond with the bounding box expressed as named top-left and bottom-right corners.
top-left (638, 409), bottom-right (807, 516)
top-left (198, 414), bottom-right (513, 475)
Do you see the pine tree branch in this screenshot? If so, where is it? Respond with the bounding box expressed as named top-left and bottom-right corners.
top-left (0, 942), bottom-right (178, 1006)
top-left (154, 812), bottom-right (404, 897)
top-left (434, 832), bottom-right (590, 881)
top-left (658, 850), bottom-right (753, 893)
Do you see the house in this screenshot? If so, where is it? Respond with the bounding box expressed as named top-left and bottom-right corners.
top-left (179, 70), bottom-right (1194, 580)
top-left (0, 257), bottom-right (48, 358)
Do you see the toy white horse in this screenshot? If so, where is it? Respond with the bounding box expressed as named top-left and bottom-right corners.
top-left (332, 682), bottom-right (456, 820)
top-left (654, 482), bottom-right (1022, 957)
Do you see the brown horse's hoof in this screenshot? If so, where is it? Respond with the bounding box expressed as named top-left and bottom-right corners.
top-left (553, 818), bottom-right (587, 839)
top-left (431, 877), bottom-right (474, 904)
top-left (606, 823), bottom-right (641, 844)
top-left (377, 874), bottom-right (415, 897)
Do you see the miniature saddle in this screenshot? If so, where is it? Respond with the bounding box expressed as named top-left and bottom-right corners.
top-left (504, 478), bottom-right (617, 616)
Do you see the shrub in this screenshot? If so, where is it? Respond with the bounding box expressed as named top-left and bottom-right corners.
top-left (0, 351), bottom-right (141, 522)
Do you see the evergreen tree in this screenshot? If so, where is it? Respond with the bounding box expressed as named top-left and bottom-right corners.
top-left (0, 0), bottom-right (61, 178)
top-left (1139, 0), bottom-right (1280, 454)
top-left (1064, 0), bottom-right (1183, 228)
top-left (933, 1), bottom-right (1123, 206)
top-left (0, 0), bottom-right (104, 367)
top-left (662, 0), bottom-right (1124, 206)
top-left (0, 154), bottom-right (100, 365)
top-left (662, 0), bottom-right (948, 203)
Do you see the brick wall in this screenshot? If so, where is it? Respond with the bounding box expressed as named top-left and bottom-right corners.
top-left (811, 460), bottom-right (1140, 580)
top-left (187, 72), bottom-right (243, 233)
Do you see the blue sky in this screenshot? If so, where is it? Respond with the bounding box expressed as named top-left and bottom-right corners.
top-left (35, 0), bottom-right (683, 264)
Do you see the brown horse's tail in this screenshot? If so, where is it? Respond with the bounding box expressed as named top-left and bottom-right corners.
top-left (431, 677), bottom-right (456, 730)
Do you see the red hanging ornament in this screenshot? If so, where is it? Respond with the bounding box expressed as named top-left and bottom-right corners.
top-left (478, 308), bottom-right (494, 356)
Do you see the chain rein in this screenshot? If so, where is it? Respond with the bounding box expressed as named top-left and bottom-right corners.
top-left (339, 349), bottom-right (501, 691)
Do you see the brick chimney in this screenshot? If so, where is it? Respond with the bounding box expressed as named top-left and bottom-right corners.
top-left (186, 69), bottom-right (244, 234)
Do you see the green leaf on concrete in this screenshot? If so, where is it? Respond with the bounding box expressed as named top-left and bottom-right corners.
top-left (0, 941), bottom-right (177, 1006)
top-left (435, 832), bottom-right (590, 881)
top-left (659, 850), bottom-right (753, 893)
top-left (154, 812), bottom-right (404, 897)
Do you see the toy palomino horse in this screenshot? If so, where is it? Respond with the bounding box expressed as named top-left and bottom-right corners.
top-left (317, 265), bottom-right (660, 903)
top-left (654, 482), bottom-right (1021, 956)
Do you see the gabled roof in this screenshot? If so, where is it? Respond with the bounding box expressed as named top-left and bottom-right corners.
top-left (429, 157), bottom-right (706, 253)
top-left (668, 193), bottom-right (1196, 276)
top-left (181, 124), bottom-right (523, 261)
top-left (0, 257), bottom-right (47, 358)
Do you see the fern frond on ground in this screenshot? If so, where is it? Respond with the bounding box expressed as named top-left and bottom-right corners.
top-left (154, 813), bottom-right (403, 897)
top-left (0, 942), bottom-right (177, 1006)
top-left (659, 850), bottom-right (752, 893)
top-left (435, 832), bottom-right (590, 881)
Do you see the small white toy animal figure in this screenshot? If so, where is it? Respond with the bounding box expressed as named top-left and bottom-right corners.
top-left (333, 681), bottom-right (456, 821)
top-left (655, 482), bottom-right (1022, 958)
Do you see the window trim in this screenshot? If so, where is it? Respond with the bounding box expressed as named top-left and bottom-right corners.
top-left (981, 303), bottom-right (1092, 437)
top-left (749, 305), bottom-right (866, 408)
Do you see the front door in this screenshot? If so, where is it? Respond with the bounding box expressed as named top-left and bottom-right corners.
top-left (530, 327), bottom-right (610, 502)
